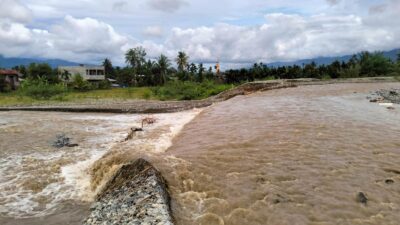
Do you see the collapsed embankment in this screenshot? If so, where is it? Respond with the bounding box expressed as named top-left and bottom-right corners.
top-left (83, 158), bottom-right (174, 225)
top-left (1, 77), bottom-right (397, 114)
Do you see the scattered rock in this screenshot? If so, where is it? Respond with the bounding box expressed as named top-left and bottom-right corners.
top-left (370, 97), bottom-right (384, 103)
top-left (373, 89), bottom-right (400, 104)
top-left (52, 134), bottom-right (78, 148)
top-left (385, 179), bottom-right (394, 184)
top-left (83, 158), bottom-right (174, 225)
top-left (124, 127), bottom-right (144, 141)
top-left (66, 143), bottom-right (79, 147)
top-left (387, 106), bottom-right (395, 110)
top-left (357, 192), bottom-right (368, 205)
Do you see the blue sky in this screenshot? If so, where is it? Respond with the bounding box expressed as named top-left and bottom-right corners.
top-left (0, 0), bottom-right (399, 66)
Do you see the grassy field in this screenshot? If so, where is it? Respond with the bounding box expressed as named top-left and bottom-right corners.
top-left (0, 81), bottom-right (234, 106)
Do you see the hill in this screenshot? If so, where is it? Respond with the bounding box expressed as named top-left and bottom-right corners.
top-left (0, 55), bottom-right (80, 68)
top-left (267, 48), bottom-right (400, 67)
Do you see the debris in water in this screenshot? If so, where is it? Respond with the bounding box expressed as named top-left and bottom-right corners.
top-left (385, 179), bottom-right (394, 184)
top-left (52, 134), bottom-right (79, 148)
top-left (124, 127), bottom-right (144, 141)
top-left (357, 192), bottom-right (368, 205)
top-left (370, 97), bottom-right (384, 103)
top-left (141, 116), bottom-right (157, 128)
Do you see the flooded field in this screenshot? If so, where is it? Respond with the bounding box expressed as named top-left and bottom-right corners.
top-left (0, 82), bottom-right (400, 225)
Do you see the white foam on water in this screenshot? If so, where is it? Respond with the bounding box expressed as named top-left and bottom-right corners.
top-left (0, 109), bottom-right (202, 218)
top-left (0, 109), bottom-right (203, 218)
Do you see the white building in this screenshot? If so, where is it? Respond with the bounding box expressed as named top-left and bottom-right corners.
top-left (58, 65), bottom-right (105, 81)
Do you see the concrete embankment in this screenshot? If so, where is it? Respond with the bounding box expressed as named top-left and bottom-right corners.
top-left (0, 77), bottom-right (397, 113)
top-left (83, 158), bottom-right (174, 225)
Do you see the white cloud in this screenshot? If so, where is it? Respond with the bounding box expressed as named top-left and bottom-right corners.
top-left (0, 0), bottom-right (32, 22)
top-left (0, 0), bottom-right (399, 66)
top-left (143, 26), bottom-right (164, 37)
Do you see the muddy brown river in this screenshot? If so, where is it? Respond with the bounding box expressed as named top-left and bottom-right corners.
top-left (1, 83), bottom-right (400, 225)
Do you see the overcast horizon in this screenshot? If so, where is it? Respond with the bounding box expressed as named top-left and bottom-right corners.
top-left (0, 0), bottom-right (399, 67)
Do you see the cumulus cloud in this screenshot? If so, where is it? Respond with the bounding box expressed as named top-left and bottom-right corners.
top-left (147, 0), bottom-right (188, 13)
top-left (143, 26), bottom-right (164, 37)
top-left (156, 10), bottom-right (400, 63)
top-left (0, 14), bottom-right (130, 63)
top-left (0, 0), bottom-right (399, 66)
top-left (0, 0), bottom-right (32, 22)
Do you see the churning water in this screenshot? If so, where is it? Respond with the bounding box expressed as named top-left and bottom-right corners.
top-left (0, 110), bottom-right (201, 224)
top-left (1, 82), bottom-right (400, 225)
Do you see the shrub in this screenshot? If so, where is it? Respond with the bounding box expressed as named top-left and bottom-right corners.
top-left (70, 73), bottom-right (92, 91)
top-left (320, 74), bottom-right (332, 80)
top-left (98, 80), bottom-right (111, 89)
top-left (18, 77), bottom-right (67, 99)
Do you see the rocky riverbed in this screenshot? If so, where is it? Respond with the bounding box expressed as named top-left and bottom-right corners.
top-left (83, 159), bottom-right (174, 225)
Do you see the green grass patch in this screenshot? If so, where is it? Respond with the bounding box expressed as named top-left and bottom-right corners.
top-left (0, 81), bottom-right (233, 106)
top-left (152, 80), bottom-right (234, 100)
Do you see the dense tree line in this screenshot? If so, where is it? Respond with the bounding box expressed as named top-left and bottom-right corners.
top-left (5, 49), bottom-right (400, 91)
top-left (224, 52), bottom-right (400, 84)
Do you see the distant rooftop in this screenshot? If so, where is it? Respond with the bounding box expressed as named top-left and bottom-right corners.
top-left (0, 69), bottom-right (20, 75)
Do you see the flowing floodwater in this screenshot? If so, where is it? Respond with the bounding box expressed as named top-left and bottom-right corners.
top-left (151, 83), bottom-right (400, 225)
top-left (0, 83), bottom-right (400, 225)
top-left (0, 110), bottom-right (201, 225)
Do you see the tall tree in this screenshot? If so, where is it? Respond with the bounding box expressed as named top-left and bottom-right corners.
top-left (197, 63), bottom-right (205, 82)
top-left (189, 63), bottom-right (197, 74)
top-left (125, 46), bottom-right (147, 71)
top-left (102, 58), bottom-right (115, 78)
top-left (156, 54), bottom-right (171, 85)
top-left (175, 51), bottom-right (189, 72)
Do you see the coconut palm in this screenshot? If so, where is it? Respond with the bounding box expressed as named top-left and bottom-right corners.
top-left (125, 46), bottom-right (147, 71)
top-left (157, 54), bottom-right (171, 85)
top-left (175, 51), bottom-right (189, 72)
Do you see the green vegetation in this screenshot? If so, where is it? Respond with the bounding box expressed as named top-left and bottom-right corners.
top-left (18, 77), bottom-right (67, 99)
top-left (152, 80), bottom-right (234, 100)
top-left (224, 51), bottom-right (400, 83)
top-left (0, 81), bottom-right (233, 106)
top-left (1, 47), bottom-right (399, 106)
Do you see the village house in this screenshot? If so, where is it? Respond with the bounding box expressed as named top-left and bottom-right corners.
top-left (58, 65), bottom-right (106, 82)
top-left (0, 69), bottom-right (21, 90)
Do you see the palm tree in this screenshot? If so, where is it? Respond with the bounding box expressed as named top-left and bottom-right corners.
top-left (157, 54), bottom-right (171, 85)
top-left (175, 51), bottom-right (189, 72)
top-left (125, 46), bottom-right (147, 71)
